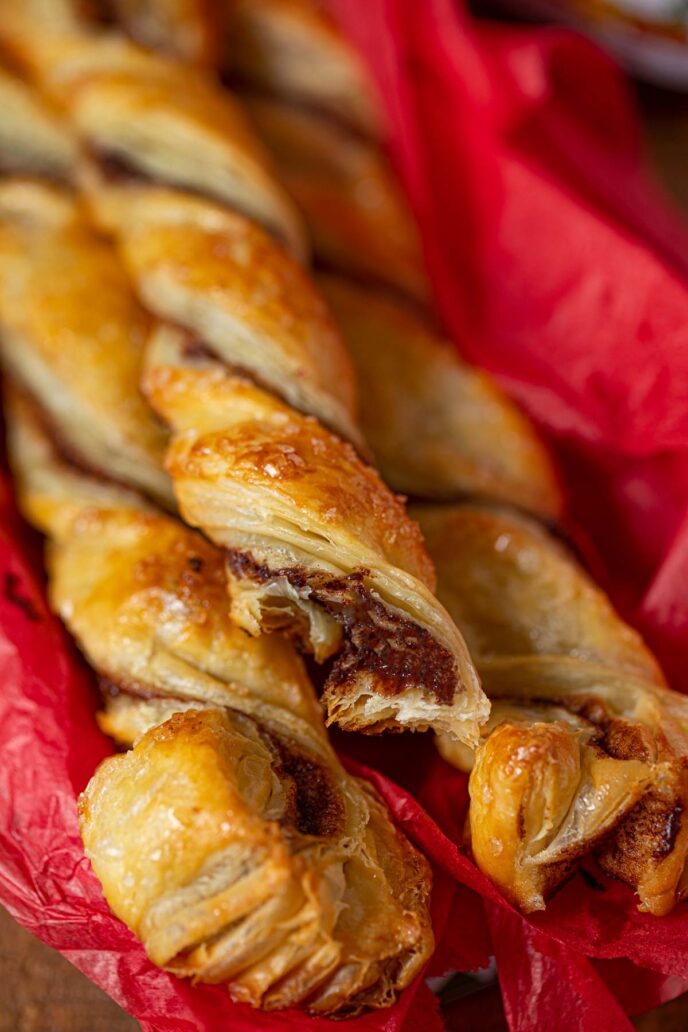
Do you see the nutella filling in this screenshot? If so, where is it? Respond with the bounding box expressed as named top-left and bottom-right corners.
top-left (101, 675), bottom-right (344, 839)
top-left (227, 550), bottom-right (458, 706)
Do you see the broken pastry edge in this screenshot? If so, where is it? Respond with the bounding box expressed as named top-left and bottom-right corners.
top-left (78, 705), bottom-right (434, 1015)
top-left (220, 545), bottom-right (487, 745)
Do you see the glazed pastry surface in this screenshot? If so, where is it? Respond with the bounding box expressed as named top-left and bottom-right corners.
top-left (0, 181), bottom-right (172, 508)
top-left (416, 504), bottom-right (688, 916)
top-left (5, 390), bottom-right (433, 1014)
top-left (320, 275), bottom-right (561, 518)
top-left (0, 8), bottom-right (489, 746)
top-left (142, 326), bottom-right (485, 741)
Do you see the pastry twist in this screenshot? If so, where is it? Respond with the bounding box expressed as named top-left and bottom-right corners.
top-left (105, 0), bottom-right (220, 66)
top-left (0, 4), bottom-right (488, 746)
top-left (0, 172), bottom-right (434, 1013)
top-left (412, 504), bottom-right (688, 916)
top-left (109, 0), bottom-right (559, 516)
top-left (207, 1), bottom-right (688, 917)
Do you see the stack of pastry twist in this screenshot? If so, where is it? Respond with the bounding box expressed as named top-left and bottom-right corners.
top-left (199, 0), bottom-right (688, 919)
top-left (0, 4), bottom-right (442, 1014)
top-left (0, 0), bottom-right (687, 1019)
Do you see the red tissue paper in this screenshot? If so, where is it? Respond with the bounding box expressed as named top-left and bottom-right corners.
top-left (329, 0), bottom-right (688, 1028)
top-left (2, 1), bottom-right (688, 1030)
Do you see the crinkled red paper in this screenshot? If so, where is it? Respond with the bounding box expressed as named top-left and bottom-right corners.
top-left (2, 0), bottom-right (688, 1028)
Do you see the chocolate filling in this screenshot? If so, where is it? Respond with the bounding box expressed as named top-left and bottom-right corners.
top-left (100, 675), bottom-right (343, 839)
top-left (90, 145), bottom-right (150, 186)
top-left (267, 732), bottom-right (344, 839)
top-left (656, 804), bottom-right (683, 860)
top-left (226, 550), bottom-right (457, 706)
top-left (13, 384), bottom-right (155, 506)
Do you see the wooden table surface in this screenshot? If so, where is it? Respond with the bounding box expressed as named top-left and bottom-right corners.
top-left (2, 38), bottom-right (687, 1032)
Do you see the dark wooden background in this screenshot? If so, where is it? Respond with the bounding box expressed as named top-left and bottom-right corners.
top-left (1, 48), bottom-right (687, 1032)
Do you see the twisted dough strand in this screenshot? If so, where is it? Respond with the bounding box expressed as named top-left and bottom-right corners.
top-left (0, 5), bottom-right (488, 745)
top-left (208, 0), bottom-right (688, 917)
top-left (0, 175), bottom-right (434, 1014)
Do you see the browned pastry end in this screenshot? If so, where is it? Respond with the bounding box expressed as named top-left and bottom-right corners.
top-left (81, 708), bottom-right (432, 1013)
top-left (142, 327), bottom-right (487, 742)
top-left (224, 0), bottom-right (383, 138)
top-left (415, 503), bottom-right (688, 915)
top-left (5, 389), bottom-right (434, 1015)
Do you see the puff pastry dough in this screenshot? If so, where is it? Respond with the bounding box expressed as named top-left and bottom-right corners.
top-left (142, 327), bottom-right (487, 742)
top-left (0, 17), bottom-right (305, 257)
top-left (225, 0), bottom-right (382, 138)
top-left (243, 97), bottom-right (429, 304)
top-left (0, 21), bottom-right (488, 746)
top-left (0, 67), bottom-right (78, 181)
top-left (415, 504), bottom-right (688, 915)
top-left (0, 179), bottom-right (172, 509)
top-left (106, 0), bottom-right (219, 66)
top-left (5, 391), bottom-right (433, 1014)
top-left (320, 275), bottom-right (562, 518)
top-left (92, 185), bottom-right (362, 447)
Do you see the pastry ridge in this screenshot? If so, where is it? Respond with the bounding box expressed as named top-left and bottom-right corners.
top-left (416, 503), bottom-right (688, 915)
top-left (0, 7), bottom-right (489, 746)
top-left (5, 380), bottom-right (435, 1015)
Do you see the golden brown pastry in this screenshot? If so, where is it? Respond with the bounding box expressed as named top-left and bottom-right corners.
top-left (224, 0), bottom-right (382, 138)
top-left (102, 0), bottom-right (427, 301)
top-left (142, 325), bottom-right (487, 742)
top-left (243, 97), bottom-right (429, 303)
top-left (0, 14), bottom-right (488, 747)
top-left (105, 0), bottom-right (219, 66)
top-left (320, 275), bottom-right (562, 518)
top-left (24, 0), bottom-right (684, 928)
top-left (95, 185), bottom-right (362, 446)
top-left (0, 179), bottom-right (173, 509)
top-left (5, 389), bottom-right (433, 1014)
top-left (0, 67), bottom-right (78, 180)
top-left (81, 708), bottom-right (432, 1013)
top-left (414, 503), bottom-right (688, 916)
top-left (0, 17), bottom-right (306, 257)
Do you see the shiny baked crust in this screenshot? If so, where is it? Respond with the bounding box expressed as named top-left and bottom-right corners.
top-left (0, 180), bottom-right (172, 508)
top-left (80, 708), bottom-right (432, 1013)
top-left (225, 0), bottom-right (382, 137)
top-left (0, 18), bottom-right (305, 256)
top-left (143, 327), bottom-right (487, 743)
top-left (6, 393), bottom-right (433, 1014)
top-left (415, 503), bottom-right (688, 915)
top-left (0, 23), bottom-right (488, 747)
top-left (95, 185), bottom-right (361, 446)
top-left (321, 275), bottom-right (562, 518)
top-left (244, 97), bottom-right (428, 303)
top-left (415, 504), bottom-right (662, 681)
